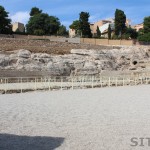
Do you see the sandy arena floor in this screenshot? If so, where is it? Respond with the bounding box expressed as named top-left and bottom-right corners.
top-left (0, 85), bottom-right (150, 150)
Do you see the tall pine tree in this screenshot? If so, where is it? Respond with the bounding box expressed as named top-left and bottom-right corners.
top-left (79, 12), bottom-right (92, 38)
top-left (143, 16), bottom-right (150, 33)
top-left (108, 24), bottom-right (111, 39)
top-left (0, 6), bottom-right (12, 34)
top-left (96, 26), bottom-right (101, 38)
top-left (114, 9), bottom-right (126, 37)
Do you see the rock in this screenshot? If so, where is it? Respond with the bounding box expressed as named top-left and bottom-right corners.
top-left (75, 68), bottom-right (99, 75)
top-left (0, 55), bottom-right (9, 67)
top-left (71, 49), bottom-right (92, 55)
top-left (1, 46), bottom-right (150, 76)
top-left (73, 60), bottom-right (85, 69)
top-left (18, 49), bottom-right (31, 58)
top-left (84, 61), bottom-right (97, 69)
top-left (16, 58), bottom-right (30, 66)
top-left (24, 64), bottom-right (42, 71)
top-left (129, 67), bottom-right (137, 70)
top-left (47, 61), bottom-right (71, 76)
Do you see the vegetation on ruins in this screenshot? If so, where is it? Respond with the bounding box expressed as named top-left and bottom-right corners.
top-left (0, 5), bottom-right (12, 34)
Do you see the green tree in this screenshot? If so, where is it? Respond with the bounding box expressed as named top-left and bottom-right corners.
top-left (108, 24), bottom-right (112, 39)
top-left (143, 16), bottom-right (150, 33)
top-left (26, 8), bottom-right (60, 35)
top-left (69, 20), bottom-right (80, 34)
top-left (115, 9), bottom-right (126, 37)
top-left (138, 32), bottom-right (150, 42)
top-left (137, 16), bottom-right (150, 42)
top-left (0, 5), bottom-right (12, 34)
top-left (49, 16), bottom-right (60, 34)
top-left (58, 25), bottom-right (68, 36)
top-left (79, 12), bottom-right (92, 38)
top-left (125, 27), bottom-right (138, 39)
top-left (30, 7), bottom-right (42, 16)
top-left (96, 26), bottom-right (101, 38)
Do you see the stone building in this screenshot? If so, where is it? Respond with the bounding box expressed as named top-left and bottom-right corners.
top-left (69, 29), bottom-right (76, 38)
top-left (133, 23), bottom-right (143, 31)
top-left (12, 22), bottom-right (25, 33)
top-left (69, 18), bottom-right (131, 38)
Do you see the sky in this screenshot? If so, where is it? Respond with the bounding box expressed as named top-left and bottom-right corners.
top-left (0, 0), bottom-right (150, 29)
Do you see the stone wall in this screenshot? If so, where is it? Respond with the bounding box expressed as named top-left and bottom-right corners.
top-left (80, 38), bottom-right (134, 46)
top-left (0, 34), bottom-right (80, 43)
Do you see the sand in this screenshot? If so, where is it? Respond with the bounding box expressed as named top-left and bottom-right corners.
top-left (0, 85), bottom-right (150, 150)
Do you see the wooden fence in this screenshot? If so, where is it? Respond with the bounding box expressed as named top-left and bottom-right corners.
top-left (0, 73), bottom-right (150, 94)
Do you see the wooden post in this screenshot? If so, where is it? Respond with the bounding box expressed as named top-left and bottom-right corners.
top-left (134, 77), bottom-right (137, 85)
top-left (72, 78), bottom-right (73, 90)
top-left (146, 77), bottom-right (148, 84)
top-left (61, 78), bottom-right (63, 90)
top-left (100, 77), bottom-right (102, 87)
top-left (35, 78), bottom-right (37, 91)
top-left (5, 78), bottom-right (7, 94)
top-left (48, 78), bottom-right (50, 91)
top-left (109, 77), bottom-right (110, 87)
top-left (21, 78), bottom-right (22, 93)
top-left (140, 76), bottom-right (143, 85)
top-left (116, 77), bottom-right (118, 87)
top-left (92, 76), bottom-right (94, 88)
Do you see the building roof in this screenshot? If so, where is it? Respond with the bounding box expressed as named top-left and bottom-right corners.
top-left (99, 23), bottom-right (114, 33)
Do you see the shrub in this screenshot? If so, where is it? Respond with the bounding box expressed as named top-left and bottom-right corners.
top-left (138, 33), bottom-right (150, 42)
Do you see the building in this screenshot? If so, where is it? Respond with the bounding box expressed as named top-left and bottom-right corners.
top-left (12, 22), bottom-right (25, 33)
top-left (133, 23), bottom-right (143, 31)
top-left (69, 29), bottom-right (76, 38)
top-left (69, 18), bottom-right (132, 38)
top-left (90, 19), bottom-right (113, 36)
top-left (99, 23), bottom-right (115, 38)
top-left (126, 19), bottom-right (131, 27)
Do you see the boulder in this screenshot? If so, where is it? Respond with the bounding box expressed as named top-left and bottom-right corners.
top-left (18, 49), bottom-right (31, 58)
top-left (0, 55), bottom-right (9, 67)
top-left (47, 61), bottom-right (71, 76)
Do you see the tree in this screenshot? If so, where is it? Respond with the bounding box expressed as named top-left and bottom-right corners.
top-left (26, 8), bottom-right (60, 35)
top-left (0, 5), bottom-right (12, 34)
top-left (108, 24), bottom-right (112, 39)
top-left (96, 26), bottom-right (101, 38)
top-left (58, 25), bottom-right (68, 36)
top-left (30, 7), bottom-right (42, 16)
top-left (138, 32), bottom-right (150, 42)
top-left (49, 16), bottom-right (60, 34)
top-left (115, 9), bottom-right (126, 37)
top-left (143, 16), bottom-right (150, 33)
top-left (79, 12), bottom-right (92, 38)
top-left (69, 20), bottom-right (80, 34)
top-left (125, 27), bottom-right (138, 39)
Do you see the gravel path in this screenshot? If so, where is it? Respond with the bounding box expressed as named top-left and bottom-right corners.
top-left (0, 85), bottom-right (150, 150)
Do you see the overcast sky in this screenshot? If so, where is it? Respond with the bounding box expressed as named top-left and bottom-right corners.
top-left (0, 0), bottom-right (149, 28)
